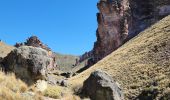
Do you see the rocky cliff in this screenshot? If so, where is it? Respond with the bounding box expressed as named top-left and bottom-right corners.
top-left (92, 0), bottom-right (170, 63)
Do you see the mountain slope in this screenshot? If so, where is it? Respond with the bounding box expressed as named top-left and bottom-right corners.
top-left (0, 42), bottom-right (15, 58)
top-left (69, 15), bottom-right (170, 99)
top-left (54, 53), bottom-right (79, 72)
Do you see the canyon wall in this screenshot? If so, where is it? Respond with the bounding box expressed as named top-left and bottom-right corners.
top-left (91, 0), bottom-right (170, 63)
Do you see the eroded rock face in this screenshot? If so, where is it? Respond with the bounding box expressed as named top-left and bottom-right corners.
top-left (2, 46), bottom-right (55, 84)
top-left (92, 0), bottom-right (170, 63)
top-left (15, 36), bottom-right (51, 51)
top-left (129, 0), bottom-right (170, 38)
top-left (82, 70), bottom-right (124, 100)
top-left (93, 0), bottom-right (131, 62)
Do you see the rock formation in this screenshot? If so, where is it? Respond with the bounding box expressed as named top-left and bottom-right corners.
top-left (82, 70), bottom-right (124, 100)
top-left (2, 46), bottom-right (57, 84)
top-left (15, 36), bottom-right (57, 70)
top-left (15, 36), bottom-right (51, 51)
top-left (92, 0), bottom-right (131, 62)
top-left (79, 50), bottom-right (93, 62)
top-left (91, 0), bottom-right (170, 63)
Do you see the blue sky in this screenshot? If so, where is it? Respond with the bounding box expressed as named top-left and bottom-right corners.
top-left (0, 0), bottom-right (98, 55)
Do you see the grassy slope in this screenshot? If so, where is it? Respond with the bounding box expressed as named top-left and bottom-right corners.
top-left (54, 53), bottom-right (88, 73)
top-left (0, 42), bottom-right (15, 58)
top-left (54, 53), bottom-right (79, 72)
top-left (69, 16), bottom-right (170, 99)
top-left (0, 71), bottom-right (29, 100)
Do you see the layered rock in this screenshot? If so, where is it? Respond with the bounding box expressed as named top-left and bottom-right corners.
top-left (92, 0), bottom-right (170, 63)
top-left (92, 0), bottom-right (131, 62)
top-left (2, 46), bottom-right (56, 84)
top-left (82, 70), bottom-right (124, 100)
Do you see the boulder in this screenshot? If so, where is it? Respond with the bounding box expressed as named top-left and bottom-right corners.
top-left (2, 46), bottom-right (54, 83)
top-left (35, 80), bottom-right (48, 92)
top-left (82, 70), bottom-right (124, 100)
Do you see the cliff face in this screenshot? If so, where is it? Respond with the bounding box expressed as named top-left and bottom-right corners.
top-left (92, 0), bottom-right (170, 63)
top-left (129, 0), bottom-right (170, 37)
top-left (93, 0), bottom-right (131, 62)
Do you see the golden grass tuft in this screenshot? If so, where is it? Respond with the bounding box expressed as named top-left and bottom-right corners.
top-left (43, 85), bottom-right (62, 99)
top-left (0, 71), bottom-right (28, 100)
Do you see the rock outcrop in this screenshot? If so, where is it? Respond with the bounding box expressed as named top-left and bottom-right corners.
top-left (2, 46), bottom-right (56, 84)
top-left (91, 0), bottom-right (170, 63)
top-left (92, 0), bottom-right (131, 62)
top-left (15, 36), bottom-right (57, 70)
top-left (15, 36), bottom-right (51, 51)
top-left (81, 70), bottom-right (124, 100)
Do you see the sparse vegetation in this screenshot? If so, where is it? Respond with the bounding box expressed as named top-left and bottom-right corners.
top-left (0, 70), bottom-right (45, 100)
top-left (43, 85), bottom-right (62, 99)
top-left (69, 15), bottom-right (170, 99)
top-left (0, 42), bottom-right (15, 58)
top-left (54, 53), bottom-right (79, 72)
top-left (0, 70), bottom-right (28, 100)
top-left (43, 84), bottom-right (81, 100)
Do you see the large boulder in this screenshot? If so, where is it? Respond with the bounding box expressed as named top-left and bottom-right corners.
top-left (81, 70), bottom-right (124, 100)
top-left (2, 46), bottom-right (54, 83)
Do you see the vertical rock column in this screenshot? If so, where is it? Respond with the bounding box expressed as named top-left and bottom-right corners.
top-left (93, 0), bottom-right (131, 62)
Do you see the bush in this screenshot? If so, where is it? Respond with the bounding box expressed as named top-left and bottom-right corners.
top-left (43, 85), bottom-right (62, 99)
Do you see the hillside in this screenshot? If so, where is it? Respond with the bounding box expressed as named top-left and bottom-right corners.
top-left (0, 42), bottom-right (15, 58)
top-left (69, 15), bottom-right (170, 99)
top-left (54, 53), bottom-right (79, 72)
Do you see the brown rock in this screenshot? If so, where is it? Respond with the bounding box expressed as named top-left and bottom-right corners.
top-left (15, 36), bottom-right (51, 51)
top-left (92, 0), bottom-right (170, 63)
top-left (92, 0), bottom-right (131, 63)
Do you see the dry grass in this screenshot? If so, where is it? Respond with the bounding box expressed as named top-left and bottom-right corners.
top-left (0, 70), bottom-right (45, 100)
top-left (55, 53), bottom-right (79, 72)
top-left (0, 70), bottom-right (28, 100)
top-left (69, 15), bottom-right (170, 99)
top-left (43, 84), bottom-right (81, 100)
top-left (43, 85), bottom-right (62, 99)
top-left (0, 42), bottom-right (15, 58)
